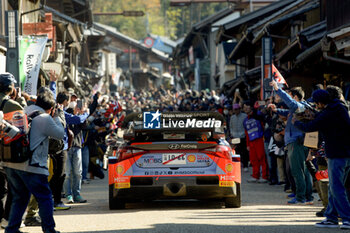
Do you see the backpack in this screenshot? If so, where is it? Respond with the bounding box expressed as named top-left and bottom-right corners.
top-left (0, 99), bottom-right (42, 163)
top-left (48, 137), bottom-right (64, 155)
top-left (48, 109), bottom-right (65, 155)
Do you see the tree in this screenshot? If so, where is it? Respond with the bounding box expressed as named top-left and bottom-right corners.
top-left (92, 0), bottom-right (228, 40)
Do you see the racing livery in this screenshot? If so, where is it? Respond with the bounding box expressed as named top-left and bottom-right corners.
top-left (108, 112), bottom-right (241, 209)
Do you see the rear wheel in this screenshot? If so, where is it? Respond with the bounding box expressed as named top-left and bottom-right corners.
top-left (109, 185), bottom-right (126, 209)
top-left (225, 183), bottom-right (241, 208)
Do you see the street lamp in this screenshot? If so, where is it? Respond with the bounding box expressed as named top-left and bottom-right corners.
top-left (93, 11), bottom-right (145, 17)
top-left (170, 0), bottom-right (239, 6)
top-left (5, 10), bottom-right (20, 84)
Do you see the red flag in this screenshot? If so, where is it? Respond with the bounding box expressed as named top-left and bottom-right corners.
top-left (272, 64), bottom-right (288, 87)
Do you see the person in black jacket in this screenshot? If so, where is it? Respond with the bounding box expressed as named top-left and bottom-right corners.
top-left (293, 89), bottom-right (350, 229)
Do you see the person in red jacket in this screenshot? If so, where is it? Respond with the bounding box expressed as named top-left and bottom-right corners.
top-left (243, 101), bottom-right (269, 183)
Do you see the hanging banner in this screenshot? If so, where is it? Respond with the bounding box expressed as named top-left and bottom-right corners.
top-left (19, 36), bottom-right (48, 96)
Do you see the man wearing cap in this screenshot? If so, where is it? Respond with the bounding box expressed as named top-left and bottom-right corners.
top-left (229, 103), bottom-right (249, 171)
top-left (0, 73), bottom-right (23, 230)
top-left (0, 73), bottom-right (23, 113)
top-left (293, 89), bottom-right (350, 229)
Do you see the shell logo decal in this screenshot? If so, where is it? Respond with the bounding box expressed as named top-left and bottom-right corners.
top-left (187, 155), bottom-right (196, 162)
top-left (225, 163), bottom-right (233, 173)
top-left (116, 165), bottom-right (124, 175)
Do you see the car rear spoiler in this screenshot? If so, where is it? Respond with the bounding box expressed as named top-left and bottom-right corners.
top-left (130, 142), bottom-right (217, 150)
top-left (122, 111), bottom-right (226, 129)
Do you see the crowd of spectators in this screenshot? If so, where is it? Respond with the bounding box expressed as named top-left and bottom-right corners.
top-left (0, 72), bottom-right (120, 233)
top-left (0, 70), bottom-right (350, 231)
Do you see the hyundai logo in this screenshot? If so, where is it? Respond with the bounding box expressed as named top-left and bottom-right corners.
top-left (168, 144), bottom-right (180, 150)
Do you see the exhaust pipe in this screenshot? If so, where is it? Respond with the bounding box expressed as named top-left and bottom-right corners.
top-left (163, 183), bottom-right (186, 196)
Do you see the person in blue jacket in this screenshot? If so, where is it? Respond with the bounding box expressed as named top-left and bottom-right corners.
top-left (269, 80), bottom-right (313, 205)
top-left (293, 89), bottom-right (350, 229)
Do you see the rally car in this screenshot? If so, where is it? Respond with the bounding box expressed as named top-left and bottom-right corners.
top-left (108, 111), bottom-right (241, 209)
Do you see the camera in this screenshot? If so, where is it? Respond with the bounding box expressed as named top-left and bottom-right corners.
top-left (0, 111), bottom-right (20, 138)
top-left (294, 103), bottom-right (317, 122)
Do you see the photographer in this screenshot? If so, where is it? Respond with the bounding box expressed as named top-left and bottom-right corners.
top-left (4, 91), bottom-right (64, 233)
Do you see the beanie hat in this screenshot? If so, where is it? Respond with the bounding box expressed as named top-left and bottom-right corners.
top-left (312, 89), bottom-right (330, 104)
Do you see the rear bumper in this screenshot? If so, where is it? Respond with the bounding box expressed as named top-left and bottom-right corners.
top-left (110, 176), bottom-right (239, 201)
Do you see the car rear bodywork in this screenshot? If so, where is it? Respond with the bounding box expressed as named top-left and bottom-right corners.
top-left (108, 112), bottom-right (241, 209)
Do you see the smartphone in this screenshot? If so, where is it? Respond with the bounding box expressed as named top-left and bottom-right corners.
top-left (258, 101), bottom-right (266, 106)
top-left (16, 87), bottom-right (21, 98)
top-left (77, 99), bottom-right (83, 109)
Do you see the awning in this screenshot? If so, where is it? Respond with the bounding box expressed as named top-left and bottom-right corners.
top-left (228, 33), bottom-right (253, 60)
top-left (295, 41), bottom-right (321, 65)
top-left (251, 0), bottom-right (319, 44)
top-left (275, 39), bottom-right (300, 62)
top-left (275, 21), bottom-right (326, 62)
top-left (244, 66), bottom-right (261, 80)
top-left (298, 20), bottom-right (326, 44)
top-left (103, 46), bottom-right (123, 55)
top-left (327, 26), bottom-right (350, 51)
top-left (222, 77), bottom-right (244, 96)
top-left (132, 69), bottom-right (161, 79)
top-left (43, 6), bottom-right (84, 26)
top-left (218, 0), bottom-right (296, 42)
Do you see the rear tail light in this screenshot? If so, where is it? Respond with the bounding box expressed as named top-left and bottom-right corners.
top-left (231, 154), bottom-right (241, 162)
top-left (202, 145), bottom-right (233, 160)
top-left (118, 148), bottom-right (146, 161)
top-left (216, 145), bottom-right (232, 160)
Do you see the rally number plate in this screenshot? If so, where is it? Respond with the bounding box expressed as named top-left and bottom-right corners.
top-left (162, 153), bottom-right (187, 165)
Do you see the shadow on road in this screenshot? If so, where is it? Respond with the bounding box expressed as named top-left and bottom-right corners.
top-left (61, 223), bottom-right (340, 233)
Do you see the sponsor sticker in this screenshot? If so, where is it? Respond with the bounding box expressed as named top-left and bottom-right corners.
top-left (115, 177), bottom-right (130, 183)
top-left (219, 181), bottom-right (235, 187)
top-left (163, 133), bottom-right (185, 140)
top-left (187, 155), bottom-right (196, 162)
top-left (142, 155), bottom-right (162, 164)
top-left (219, 175), bottom-right (235, 181)
top-left (115, 182), bottom-right (130, 189)
top-left (225, 163), bottom-right (233, 172)
top-left (196, 154), bottom-right (210, 163)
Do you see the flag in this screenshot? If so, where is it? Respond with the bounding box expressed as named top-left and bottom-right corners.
top-left (19, 36), bottom-right (48, 95)
top-left (272, 64), bottom-right (288, 87)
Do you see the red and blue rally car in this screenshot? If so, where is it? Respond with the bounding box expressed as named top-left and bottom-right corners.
top-left (108, 112), bottom-right (241, 209)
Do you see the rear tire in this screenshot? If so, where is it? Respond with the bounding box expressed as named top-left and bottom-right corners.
top-left (225, 183), bottom-right (241, 208)
top-left (109, 185), bottom-right (126, 209)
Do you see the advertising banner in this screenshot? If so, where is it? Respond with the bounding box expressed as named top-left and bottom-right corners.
top-left (19, 36), bottom-right (48, 96)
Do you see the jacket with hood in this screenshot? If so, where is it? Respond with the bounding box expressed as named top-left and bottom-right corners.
top-left (294, 99), bottom-right (350, 159)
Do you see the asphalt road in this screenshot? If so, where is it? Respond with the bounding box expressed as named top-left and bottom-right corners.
top-left (2, 170), bottom-right (342, 233)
